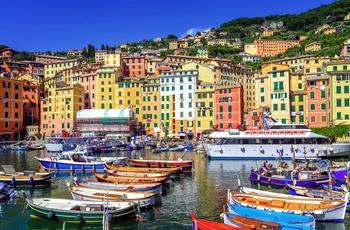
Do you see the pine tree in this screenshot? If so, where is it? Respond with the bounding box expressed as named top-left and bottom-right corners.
top-left (101, 44), bottom-right (105, 50)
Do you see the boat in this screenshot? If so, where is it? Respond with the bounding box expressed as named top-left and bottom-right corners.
top-left (249, 167), bottom-right (329, 188)
top-left (35, 148), bottom-right (114, 171)
top-left (128, 158), bottom-right (193, 172)
top-left (94, 173), bottom-right (169, 184)
top-left (28, 143), bottom-right (45, 150)
top-left (105, 165), bottom-right (181, 174)
top-left (191, 211), bottom-right (241, 230)
top-left (0, 182), bottom-right (17, 200)
top-left (0, 165), bottom-right (51, 187)
top-left (152, 148), bottom-right (162, 154)
top-left (228, 191), bottom-right (348, 223)
top-left (44, 136), bottom-right (84, 152)
top-left (168, 144), bottom-right (186, 151)
top-left (75, 180), bottom-right (163, 195)
top-left (222, 212), bottom-right (314, 230)
top-left (2, 143), bottom-right (28, 151)
top-left (204, 114), bottom-right (350, 160)
top-left (67, 182), bottom-right (156, 208)
top-left (23, 191), bottom-right (138, 223)
top-left (100, 156), bottom-right (128, 166)
top-left (106, 169), bottom-right (170, 178)
top-left (286, 184), bottom-right (350, 207)
top-left (226, 204), bottom-right (315, 227)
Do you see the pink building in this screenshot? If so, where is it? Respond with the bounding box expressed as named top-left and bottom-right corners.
top-left (214, 85), bottom-right (244, 130)
top-left (122, 56), bottom-right (147, 78)
top-left (35, 55), bottom-right (67, 63)
top-left (340, 38), bottom-right (350, 58)
top-left (22, 80), bottom-right (40, 125)
top-left (306, 76), bottom-right (329, 128)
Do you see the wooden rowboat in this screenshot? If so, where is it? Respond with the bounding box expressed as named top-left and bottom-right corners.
top-left (106, 169), bottom-right (170, 178)
top-left (75, 180), bottom-right (163, 195)
top-left (0, 165), bottom-right (51, 187)
top-left (67, 182), bottom-right (156, 208)
top-left (94, 173), bottom-right (169, 184)
top-left (23, 191), bottom-right (138, 223)
top-left (228, 191), bottom-right (348, 223)
top-left (128, 159), bottom-right (193, 172)
top-left (105, 165), bottom-right (181, 174)
top-left (191, 211), bottom-right (240, 230)
top-left (222, 213), bottom-right (313, 230)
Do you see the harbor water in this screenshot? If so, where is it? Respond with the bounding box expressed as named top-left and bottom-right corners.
top-left (0, 149), bottom-right (349, 230)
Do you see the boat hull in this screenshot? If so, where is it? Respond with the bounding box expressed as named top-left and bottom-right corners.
top-left (36, 158), bottom-right (106, 171)
top-left (249, 170), bottom-right (329, 188)
top-left (0, 173), bottom-right (51, 187)
top-left (25, 198), bottom-right (137, 223)
top-left (128, 159), bottom-right (192, 172)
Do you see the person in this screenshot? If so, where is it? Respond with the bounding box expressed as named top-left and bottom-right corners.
top-left (73, 174), bottom-right (78, 185)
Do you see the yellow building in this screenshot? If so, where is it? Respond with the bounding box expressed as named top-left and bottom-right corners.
top-left (41, 82), bottom-right (84, 136)
top-left (324, 60), bottom-right (350, 125)
top-left (289, 65), bottom-right (306, 124)
top-left (244, 43), bottom-right (258, 55)
top-left (44, 59), bottom-right (78, 81)
top-left (115, 77), bottom-right (143, 124)
top-left (168, 41), bottom-right (178, 50)
top-left (305, 42), bottom-right (322, 52)
top-left (196, 49), bottom-right (209, 59)
top-left (95, 68), bottom-right (121, 109)
top-left (104, 52), bottom-right (121, 67)
top-left (262, 63), bottom-right (290, 123)
top-left (195, 82), bottom-right (215, 135)
top-left (141, 76), bottom-right (161, 136)
top-left (182, 62), bottom-right (215, 83)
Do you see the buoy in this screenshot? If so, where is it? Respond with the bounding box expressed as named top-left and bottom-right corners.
top-left (47, 210), bottom-right (55, 219)
top-left (11, 177), bottom-right (16, 186)
top-left (29, 176), bottom-right (34, 186)
top-left (50, 155), bottom-right (55, 161)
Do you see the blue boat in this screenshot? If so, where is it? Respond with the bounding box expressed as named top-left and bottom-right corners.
top-left (226, 204), bottom-right (315, 227)
top-left (35, 149), bottom-right (113, 171)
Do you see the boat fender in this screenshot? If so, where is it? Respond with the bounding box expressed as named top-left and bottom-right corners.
top-left (257, 174), bottom-right (260, 182)
top-left (29, 176), bottom-right (34, 186)
top-left (50, 156), bottom-right (55, 161)
top-left (75, 213), bottom-right (83, 221)
top-left (268, 178), bottom-right (271, 184)
top-left (158, 162), bottom-right (161, 167)
top-left (11, 177), bottom-right (16, 186)
top-left (47, 210), bottom-right (55, 219)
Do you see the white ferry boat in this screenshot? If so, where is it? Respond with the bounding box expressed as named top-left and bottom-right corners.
top-left (204, 115), bottom-right (350, 160)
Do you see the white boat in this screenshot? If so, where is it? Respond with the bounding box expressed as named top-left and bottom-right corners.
top-left (204, 114), bottom-right (350, 160)
top-left (28, 143), bottom-right (45, 150)
top-left (75, 180), bottom-right (163, 195)
top-left (228, 190), bottom-right (348, 223)
top-left (44, 136), bottom-right (84, 152)
top-left (67, 182), bottom-right (156, 208)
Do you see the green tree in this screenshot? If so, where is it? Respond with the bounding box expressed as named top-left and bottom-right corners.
top-left (166, 34), bottom-right (178, 40)
top-left (101, 44), bottom-right (105, 50)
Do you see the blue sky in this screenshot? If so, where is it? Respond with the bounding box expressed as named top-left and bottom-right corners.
top-left (2, 0), bottom-right (336, 52)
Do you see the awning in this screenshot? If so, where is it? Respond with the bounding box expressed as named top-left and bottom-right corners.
top-left (186, 132), bottom-right (194, 136)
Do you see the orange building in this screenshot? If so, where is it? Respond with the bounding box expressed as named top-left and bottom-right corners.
top-left (0, 77), bottom-right (24, 140)
top-left (122, 56), bottom-right (147, 78)
top-left (254, 39), bottom-right (300, 57)
top-left (22, 80), bottom-right (40, 126)
top-left (1, 48), bottom-right (17, 59)
top-left (214, 85), bottom-right (244, 130)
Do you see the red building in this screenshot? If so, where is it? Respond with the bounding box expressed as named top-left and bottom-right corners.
top-left (1, 48), bottom-right (17, 59)
top-left (122, 56), bottom-right (147, 78)
top-left (215, 85), bottom-right (244, 130)
top-left (22, 80), bottom-right (40, 126)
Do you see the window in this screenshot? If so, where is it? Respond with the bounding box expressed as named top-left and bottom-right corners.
top-left (321, 103), bottom-right (326, 110)
top-left (310, 104), bottom-right (316, 110)
top-left (321, 91), bottom-right (326, 98)
top-left (337, 112), bottom-right (341, 119)
top-left (273, 104), bottom-right (278, 111)
top-left (298, 83), bottom-right (302, 89)
top-left (310, 116), bottom-right (316, 122)
top-left (345, 99), bottom-right (350, 107)
top-left (260, 88), bottom-right (264, 93)
top-left (310, 92), bottom-right (315, 99)
top-left (345, 86), bottom-right (349, 93)
top-left (299, 95), bottom-right (303, 102)
top-left (261, 96), bottom-right (265, 102)
top-left (280, 71), bottom-right (284, 77)
top-left (272, 72), bottom-right (277, 78)
top-left (299, 105), bottom-right (304, 111)
top-left (336, 99), bottom-right (342, 107)
top-left (336, 86), bottom-right (341, 94)
top-left (281, 103), bottom-right (285, 111)
top-left (333, 66), bottom-right (337, 71)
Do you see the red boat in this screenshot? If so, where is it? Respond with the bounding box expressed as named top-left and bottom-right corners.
top-left (129, 159), bottom-right (193, 172)
top-left (191, 211), bottom-right (241, 230)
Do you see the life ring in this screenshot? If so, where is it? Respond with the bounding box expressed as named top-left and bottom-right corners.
top-left (50, 156), bottom-right (55, 161)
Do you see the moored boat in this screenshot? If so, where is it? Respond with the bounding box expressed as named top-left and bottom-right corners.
top-left (0, 182), bottom-right (17, 199)
top-left (128, 158), bottom-right (193, 172)
top-left (204, 114), bottom-right (350, 160)
top-left (105, 165), bottom-right (181, 174)
top-left (94, 173), bottom-right (169, 184)
top-left (249, 168), bottom-right (329, 188)
top-left (75, 180), bottom-right (163, 195)
top-left (106, 169), bottom-right (170, 178)
top-left (222, 212), bottom-right (313, 230)
top-left (0, 165), bottom-right (51, 187)
top-left (23, 191), bottom-right (138, 223)
top-left (286, 184), bottom-right (349, 207)
top-left (226, 204), bottom-right (315, 227)
top-left (28, 143), bottom-right (45, 150)
top-left (35, 149), bottom-right (114, 171)
top-left (228, 191), bottom-right (348, 223)
top-left (67, 182), bottom-right (156, 208)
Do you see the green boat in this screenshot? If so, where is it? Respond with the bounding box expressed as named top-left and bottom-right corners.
top-left (23, 191), bottom-right (139, 223)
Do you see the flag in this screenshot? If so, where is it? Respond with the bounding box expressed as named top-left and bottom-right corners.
top-left (0, 97), bottom-right (7, 103)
